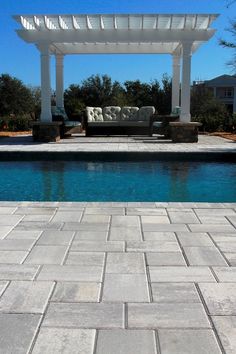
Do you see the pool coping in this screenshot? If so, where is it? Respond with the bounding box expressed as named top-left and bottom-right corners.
top-left (0, 150), bottom-right (235, 162)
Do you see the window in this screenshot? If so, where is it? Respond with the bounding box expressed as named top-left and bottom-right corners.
top-left (224, 88), bottom-right (233, 97)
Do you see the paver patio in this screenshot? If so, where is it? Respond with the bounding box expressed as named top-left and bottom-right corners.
top-left (0, 202), bottom-right (235, 353)
top-left (0, 134), bottom-right (235, 154)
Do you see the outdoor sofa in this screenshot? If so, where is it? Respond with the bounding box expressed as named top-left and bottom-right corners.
top-left (51, 106), bottom-right (82, 137)
top-left (84, 106), bottom-right (155, 136)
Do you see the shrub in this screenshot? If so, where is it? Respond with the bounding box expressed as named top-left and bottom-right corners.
top-left (0, 114), bottom-right (32, 131)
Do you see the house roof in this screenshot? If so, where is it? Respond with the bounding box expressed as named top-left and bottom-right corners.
top-left (13, 14), bottom-right (218, 55)
top-left (205, 75), bottom-right (236, 87)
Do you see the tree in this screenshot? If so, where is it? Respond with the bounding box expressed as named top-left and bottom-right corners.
top-left (0, 74), bottom-right (34, 116)
top-left (29, 86), bottom-right (41, 119)
top-left (64, 84), bottom-right (84, 118)
top-left (220, 20), bottom-right (236, 72)
top-left (191, 85), bottom-right (229, 132)
top-left (80, 74), bottom-right (124, 107)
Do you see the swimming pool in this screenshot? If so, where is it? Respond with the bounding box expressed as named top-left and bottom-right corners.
top-left (1, 160), bottom-right (236, 202)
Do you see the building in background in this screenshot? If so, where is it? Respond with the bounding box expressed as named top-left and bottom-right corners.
top-left (193, 75), bottom-right (236, 113)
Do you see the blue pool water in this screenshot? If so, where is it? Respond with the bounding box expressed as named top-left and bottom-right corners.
top-left (1, 160), bottom-right (236, 202)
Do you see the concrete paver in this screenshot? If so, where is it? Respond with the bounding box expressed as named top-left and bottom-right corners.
top-left (158, 329), bottom-right (222, 354)
top-left (96, 330), bottom-right (158, 354)
top-left (183, 246), bottom-right (227, 266)
top-left (52, 282), bottom-right (101, 302)
top-left (102, 274), bottom-right (149, 302)
top-left (0, 281), bottom-right (54, 313)
top-left (43, 302), bottom-right (124, 328)
top-left (25, 245), bottom-right (68, 264)
top-left (32, 328), bottom-right (96, 354)
top-left (151, 283), bottom-right (200, 303)
top-left (0, 314), bottom-right (41, 354)
top-left (146, 252), bottom-right (186, 266)
top-left (212, 316), bottom-right (236, 354)
top-left (0, 202), bottom-right (234, 353)
top-left (199, 283), bottom-right (236, 315)
top-left (128, 302), bottom-right (211, 328)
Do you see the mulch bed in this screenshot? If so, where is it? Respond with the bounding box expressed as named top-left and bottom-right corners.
top-left (0, 131), bottom-right (32, 137)
top-left (209, 132), bottom-right (236, 142)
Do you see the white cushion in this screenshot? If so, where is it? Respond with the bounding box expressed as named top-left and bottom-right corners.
top-left (103, 106), bottom-right (121, 121)
top-left (86, 107), bottom-right (103, 122)
top-left (138, 106), bottom-right (155, 121)
top-left (121, 107), bottom-right (139, 121)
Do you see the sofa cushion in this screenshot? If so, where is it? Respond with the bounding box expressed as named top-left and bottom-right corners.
top-left (138, 106), bottom-right (155, 121)
top-left (121, 107), bottom-right (139, 121)
top-left (103, 106), bottom-right (121, 121)
top-left (86, 107), bottom-right (103, 122)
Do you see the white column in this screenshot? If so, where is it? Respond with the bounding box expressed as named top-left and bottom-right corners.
top-left (172, 54), bottom-right (180, 111)
top-left (233, 87), bottom-right (236, 113)
top-left (40, 45), bottom-right (52, 122)
top-left (180, 42), bottom-right (193, 122)
top-left (56, 54), bottom-right (64, 108)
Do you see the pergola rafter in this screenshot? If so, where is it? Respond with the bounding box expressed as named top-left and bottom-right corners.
top-left (14, 13), bottom-right (218, 123)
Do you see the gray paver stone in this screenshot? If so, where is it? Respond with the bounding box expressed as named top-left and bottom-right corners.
top-left (0, 313), bottom-right (41, 354)
top-left (128, 303), bottom-right (211, 328)
top-left (43, 303), bottom-right (124, 328)
top-left (127, 241), bottom-right (180, 253)
top-left (213, 267), bottom-right (236, 282)
top-left (25, 245), bottom-right (68, 264)
top-left (106, 253), bottom-right (145, 273)
top-left (52, 282), bottom-right (101, 302)
top-left (0, 239), bottom-right (35, 250)
top-left (183, 246), bottom-right (227, 266)
top-left (0, 281), bottom-right (54, 313)
top-left (149, 266), bottom-right (216, 282)
top-left (102, 274), bottom-right (149, 302)
top-left (32, 328), bottom-right (95, 354)
top-left (176, 232), bottom-right (214, 246)
top-left (96, 329), bottom-right (158, 354)
top-left (151, 283), bottom-right (200, 303)
top-left (199, 283), bottom-right (236, 315)
top-left (37, 230), bottom-right (74, 245)
top-left (159, 329), bottom-right (222, 354)
top-left (0, 264), bottom-right (39, 280)
top-left (109, 227), bottom-right (142, 241)
top-left (71, 241), bottom-right (125, 252)
top-left (212, 316), bottom-right (236, 354)
top-left (37, 265), bottom-right (103, 282)
top-left (66, 252), bottom-right (105, 266)
top-left (146, 252), bottom-right (186, 266)
top-left (0, 250), bottom-right (28, 264)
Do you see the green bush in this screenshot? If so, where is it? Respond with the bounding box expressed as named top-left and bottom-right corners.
top-left (0, 114), bottom-right (32, 131)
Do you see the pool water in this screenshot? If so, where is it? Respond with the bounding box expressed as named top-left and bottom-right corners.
top-left (1, 160), bottom-right (236, 202)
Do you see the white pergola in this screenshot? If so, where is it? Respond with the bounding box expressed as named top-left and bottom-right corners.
top-left (14, 14), bottom-right (218, 123)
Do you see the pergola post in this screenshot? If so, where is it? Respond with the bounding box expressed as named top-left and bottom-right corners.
top-left (40, 44), bottom-right (52, 122)
top-left (172, 54), bottom-right (181, 112)
top-left (56, 54), bottom-right (64, 109)
top-left (180, 41), bottom-right (193, 122)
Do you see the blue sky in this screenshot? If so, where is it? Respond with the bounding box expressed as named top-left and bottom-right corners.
top-left (0, 0), bottom-right (235, 89)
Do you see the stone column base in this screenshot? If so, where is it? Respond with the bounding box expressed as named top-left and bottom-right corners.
top-left (170, 122), bottom-right (202, 143)
top-left (32, 122), bottom-right (62, 142)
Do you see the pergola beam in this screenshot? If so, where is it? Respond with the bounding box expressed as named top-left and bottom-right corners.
top-left (16, 28), bottom-right (216, 46)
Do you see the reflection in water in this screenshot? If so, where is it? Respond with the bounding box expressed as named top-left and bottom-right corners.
top-left (169, 162), bottom-right (190, 201)
top-left (41, 162), bottom-right (65, 201)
